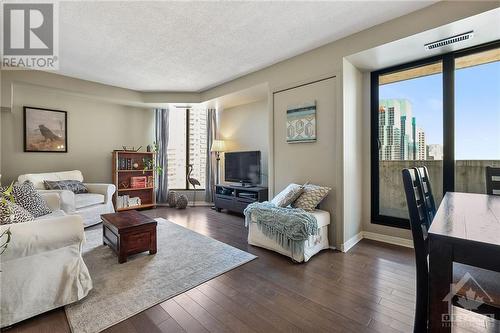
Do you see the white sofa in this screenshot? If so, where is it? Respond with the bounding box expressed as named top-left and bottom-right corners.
top-left (248, 209), bottom-right (330, 263)
top-left (18, 170), bottom-right (116, 227)
top-left (0, 192), bottom-right (93, 328)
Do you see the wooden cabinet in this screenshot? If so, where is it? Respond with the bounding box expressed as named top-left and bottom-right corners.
top-left (112, 151), bottom-right (156, 211)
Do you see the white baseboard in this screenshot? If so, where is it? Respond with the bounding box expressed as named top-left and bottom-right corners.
top-left (340, 232), bottom-right (363, 252)
top-left (341, 231), bottom-right (413, 252)
top-left (362, 231), bottom-right (413, 249)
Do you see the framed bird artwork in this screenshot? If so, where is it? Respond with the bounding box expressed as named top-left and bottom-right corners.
top-left (23, 106), bottom-right (68, 152)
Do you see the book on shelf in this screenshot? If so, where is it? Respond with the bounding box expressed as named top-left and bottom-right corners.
top-left (116, 195), bottom-right (142, 209)
top-left (117, 158), bottom-right (135, 170)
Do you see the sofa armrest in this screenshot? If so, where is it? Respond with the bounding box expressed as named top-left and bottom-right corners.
top-left (0, 215), bottom-right (85, 262)
top-left (40, 192), bottom-right (61, 211)
top-left (84, 183), bottom-right (116, 203)
top-left (38, 190), bottom-right (75, 213)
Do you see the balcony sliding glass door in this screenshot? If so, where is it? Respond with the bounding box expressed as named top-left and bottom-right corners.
top-left (371, 41), bottom-right (500, 229)
top-left (377, 63), bottom-right (443, 220)
top-left (454, 48), bottom-right (500, 193)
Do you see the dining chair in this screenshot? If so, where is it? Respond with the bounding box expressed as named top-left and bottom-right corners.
top-left (485, 166), bottom-right (500, 195)
top-left (402, 167), bottom-right (433, 332)
top-left (403, 167), bottom-right (500, 332)
top-left (414, 166), bottom-right (436, 219)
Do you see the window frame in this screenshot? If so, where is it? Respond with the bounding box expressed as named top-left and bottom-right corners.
top-left (169, 108), bottom-right (207, 191)
top-left (370, 40), bottom-right (500, 229)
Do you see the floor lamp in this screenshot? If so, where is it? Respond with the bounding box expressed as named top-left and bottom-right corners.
top-left (210, 140), bottom-right (226, 207)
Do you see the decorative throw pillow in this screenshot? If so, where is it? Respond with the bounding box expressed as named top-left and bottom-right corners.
top-left (271, 183), bottom-right (304, 207)
top-left (292, 184), bottom-right (331, 211)
top-left (0, 200), bottom-right (35, 225)
top-left (7, 181), bottom-right (52, 217)
top-left (44, 179), bottom-right (89, 194)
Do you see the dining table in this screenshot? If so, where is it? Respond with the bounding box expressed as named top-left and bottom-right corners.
top-left (428, 192), bottom-right (500, 332)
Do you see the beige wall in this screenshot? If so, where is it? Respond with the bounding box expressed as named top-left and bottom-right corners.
top-left (273, 77), bottom-right (340, 245)
top-left (218, 100), bottom-right (269, 186)
top-left (1, 72), bottom-right (154, 184)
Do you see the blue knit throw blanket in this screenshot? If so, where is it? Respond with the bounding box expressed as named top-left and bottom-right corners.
top-left (244, 202), bottom-right (318, 257)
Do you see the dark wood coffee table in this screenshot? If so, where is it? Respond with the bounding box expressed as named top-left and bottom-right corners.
top-left (101, 210), bottom-right (157, 263)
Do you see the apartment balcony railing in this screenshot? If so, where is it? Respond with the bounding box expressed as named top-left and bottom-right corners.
top-left (379, 160), bottom-right (500, 219)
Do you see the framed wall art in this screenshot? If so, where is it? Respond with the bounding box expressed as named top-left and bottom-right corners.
top-left (286, 101), bottom-right (316, 143)
top-left (24, 106), bottom-right (67, 152)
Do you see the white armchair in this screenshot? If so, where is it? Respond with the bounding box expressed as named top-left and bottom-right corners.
top-left (0, 195), bottom-right (93, 327)
top-left (18, 170), bottom-right (116, 227)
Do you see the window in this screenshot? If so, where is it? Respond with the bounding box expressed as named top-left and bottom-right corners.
top-left (377, 62), bottom-right (443, 221)
top-left (454, 49), bottom-right (500, 193)
top-left (167, 106), bottom-right (207, 190)
top-left (371, 41), bottom-right (500, 229)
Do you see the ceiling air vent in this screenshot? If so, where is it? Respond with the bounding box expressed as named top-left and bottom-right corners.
top-left (424, 31), bottom-right (474, 50)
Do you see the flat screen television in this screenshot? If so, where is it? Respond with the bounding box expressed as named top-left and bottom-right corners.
top-left (224, 151), bottom-right (261, 185)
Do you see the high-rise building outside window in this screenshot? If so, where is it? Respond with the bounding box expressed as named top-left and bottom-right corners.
top-left (167, 106), bottom-right (207, 190)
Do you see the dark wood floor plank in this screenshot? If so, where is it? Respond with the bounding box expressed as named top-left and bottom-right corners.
top-left (173, 293), bottom-right (232, 333)
top-left (196, 283), bottom-right (288, 333)
top-left (128, 305), bottom-right (171, 333)
top-left (223, 268), bottom-right (368, 333)
top-left (160, 299), bottom-right (209, 333)
top-left (207, 277), bottom-right (312, 333)
top-left (157, 317), bottom-right (186, 333)
top-left (185, 288), bottom-right (257, 333)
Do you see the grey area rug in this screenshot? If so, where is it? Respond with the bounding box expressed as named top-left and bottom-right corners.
top-left (65, 218), bottom-right (256, 333)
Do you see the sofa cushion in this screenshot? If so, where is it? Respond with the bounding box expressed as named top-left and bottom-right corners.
top-left (35, 209), bottom-right (66, 220)
top-left (18, 170), bottom-right (84, 190)
top-left (0, 200), bottom-right (35, 225)
top-left (75, 193), bottom-right (105, 209)
top-left (6, 181), bottom-right (52, 218)
top-left (44, 180), bottom-right (89, 194)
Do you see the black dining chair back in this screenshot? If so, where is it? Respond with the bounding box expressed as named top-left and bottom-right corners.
top-left (415, 166), bottom-right (437, 221)
top-left (402, 167), bottom-right (435, 333)
top-left (485, 166), bottom-right (500, 196)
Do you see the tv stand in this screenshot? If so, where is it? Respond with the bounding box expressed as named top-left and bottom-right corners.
top-left (214, 184), bottom-right (268, 214)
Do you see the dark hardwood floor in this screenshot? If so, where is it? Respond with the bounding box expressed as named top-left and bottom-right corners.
top-left (4, 207), bottom-right (498, 333)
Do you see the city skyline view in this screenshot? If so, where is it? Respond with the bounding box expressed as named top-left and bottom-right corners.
top-left (379, 60), bottom-right (500, 161)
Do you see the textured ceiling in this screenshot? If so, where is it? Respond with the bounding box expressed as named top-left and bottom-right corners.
top-left (58, 1), bottom-right (436, 92)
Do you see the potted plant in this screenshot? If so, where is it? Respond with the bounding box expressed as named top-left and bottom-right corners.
top-left (143, 142), bottom-right (163, 175)
top-left (0, 183), bottom-right (15, 255)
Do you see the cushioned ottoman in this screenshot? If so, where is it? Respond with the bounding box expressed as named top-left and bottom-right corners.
top-left (247, 209), bottom-right (330, 262)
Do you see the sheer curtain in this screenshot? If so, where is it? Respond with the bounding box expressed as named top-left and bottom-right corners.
top-left (155, 108), bottom-right (169, 203)
top-left (205, 108), bottom-right (217, 202)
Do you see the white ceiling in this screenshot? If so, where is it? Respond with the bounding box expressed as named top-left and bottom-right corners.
top-left (347, 7), bottom-right (500, 71)
top-left (58, 1), bottom-right (436, 92)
